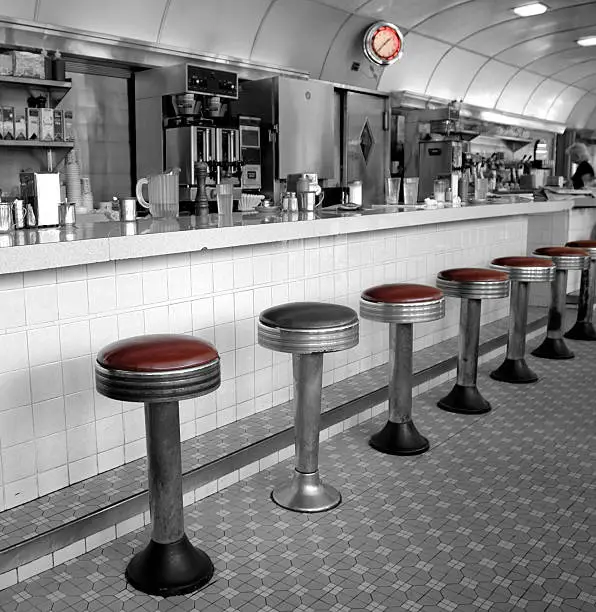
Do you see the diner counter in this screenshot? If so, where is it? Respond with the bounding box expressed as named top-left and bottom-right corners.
top-left (0, 199), bottom-right (574, 274)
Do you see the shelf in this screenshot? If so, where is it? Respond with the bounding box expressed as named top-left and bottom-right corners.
top-left (0, 75), bottom-right (72, 91)
top-left (0, 140), bottom-right (74, 148)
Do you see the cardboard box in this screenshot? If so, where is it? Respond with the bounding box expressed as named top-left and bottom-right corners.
top-left (0, 52), bottom-right (13, 76)
top-left (26, 108), bottom-right (40, 140)
top-left (12, 51), bottom-right (45, 79)
top-left (2, 107), bottom-right (14, 140)
top-left (14, 108), bottom-right (26, 140)
top-left (63, 110), bottom-right (74, 141)
top-left (40, 108), bottom-right (54, 141)
top-left (53, 109), bottom-right (63, 141)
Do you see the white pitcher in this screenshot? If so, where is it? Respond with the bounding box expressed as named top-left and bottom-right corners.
top-left (136, 171), bottom-right (179, 218)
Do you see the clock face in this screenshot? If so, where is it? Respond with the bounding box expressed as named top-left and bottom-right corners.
top-left (363, 22), bottom-right (404, 66)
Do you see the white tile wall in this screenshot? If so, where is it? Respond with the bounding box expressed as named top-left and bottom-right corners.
top-left (0, 217), bottom-right (528, 508)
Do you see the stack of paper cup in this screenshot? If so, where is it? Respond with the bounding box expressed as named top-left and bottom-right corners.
top-left (81, 176), bottom-right (93, 212)
top-left (65, 149), bottom-right (82, 208)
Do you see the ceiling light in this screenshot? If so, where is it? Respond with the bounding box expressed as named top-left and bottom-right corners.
top-left (513, 3), bottom-right (548, 17)
top-left (577, 36), bottom-right (596, 47)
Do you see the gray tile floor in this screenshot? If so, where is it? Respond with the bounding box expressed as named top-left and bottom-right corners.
top-left (0, 308), bottom-right (540, 553)
top-left (1, 333), bottom-right (594, 611)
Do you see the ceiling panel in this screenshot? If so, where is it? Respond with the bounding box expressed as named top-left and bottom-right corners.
top-left (555, 61), bottom-right (596, 86)
top-left (567, 93), bottom-right (596, 127)
top-left (496, 26), bottom-right (596, 67)
top-left (546, 86), bottom-right (586, 122)
top-left (464, 59), bottom-right (518, 108)
top-left (0, 0), bottom-right (36, 20)
top-left (524, 47), bottom-right (596, 78)
top-left (377, 32), bottom-right (450, 94)
top-left (38, 0), bottom-right (168, 42)
top-left (523, 78), bottom-right (567, 118)
top-left (314, 0), bottom-right (367, 13)
top-left (160, 0), bottom-right (270, 59)
top-left (356, 0), bottom-right (466, 29)
top-left (495, 70), bottom-right (544, 114)
top-left (319, 13), bottom-right (384, 86)
top-left (425, 47), bottom-right (486, 100)
top-left (251, 0), bottom-right (345, 76)
top-left (573, 74), bottom-right (596, 90)
top-left (462, 5), bottom-right (596, 58)
top-left (584, 105), bottom-right (596, 128)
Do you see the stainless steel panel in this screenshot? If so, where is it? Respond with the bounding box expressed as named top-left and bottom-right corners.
top-left (277, 78), bottom-right (336, 181)
top-left (345, 91), bottom-right (389, 206)
top-left (135, 97), bottom-right (164, 178)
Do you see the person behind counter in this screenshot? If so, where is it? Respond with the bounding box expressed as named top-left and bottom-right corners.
top-left (568, 142), bottom-right (595, 189)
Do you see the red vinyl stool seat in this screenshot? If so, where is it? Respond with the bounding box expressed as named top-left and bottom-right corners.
top-left (361, 284), bottom-right (445, 455)
top-left (490, 257), bottom-right (555, 384)
top-left (436, 268), bottom-right (510, 415)
top-left (564, 241), bottom-right (596, 341)
top-left (532, 246), bottom-right (590, 359)
top-left (95, 334), bottom-right (220, 597)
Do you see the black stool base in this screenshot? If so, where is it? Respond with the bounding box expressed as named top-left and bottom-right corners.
top-left (490, 358), bottom-right (538, 384)
top-left (531, 337), bottom-right (574, 360)
top-left (564, 321), bottom-right (596, 341)
top-left (438, 384), bottom-right (491, 415)
top-left (126, 534), bottom-right (214, 597)
top-left (369, 420), bottom-right (429, 456)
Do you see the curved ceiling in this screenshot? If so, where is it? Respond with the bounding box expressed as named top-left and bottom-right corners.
top-left (0, 0), bottom-right (595, 128)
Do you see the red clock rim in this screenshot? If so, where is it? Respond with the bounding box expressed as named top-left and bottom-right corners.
top-left (371, 25), bottom-right (402, 61)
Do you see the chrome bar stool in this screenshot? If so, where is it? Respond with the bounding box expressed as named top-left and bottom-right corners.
top-left (436, 268), bottom-right (509, 414)
top-left (258, 301), bottom-right (359, 512)
top-left (565, 240), bottom-right (596, 341)
top-left (95, 334), bottom-right (220, 596)
top-left (360, 284), bottom-right (445, 455)
top-left (489, 257), bottom-right (555, 384)
top-left (531, 246), bottom-right (589, 360)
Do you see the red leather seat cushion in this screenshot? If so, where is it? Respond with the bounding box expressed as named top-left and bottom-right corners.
top-left (535, 246), bottom-right (588, 257)
top-left (362, 283), bottom-right (443, 303)
top-left (97, 334), bottom-right (219, 372)
top-left (492, 256), bottom-right (554, 268)
top-left (566, 240), bottom-right (596, 249)
top-left (439, 268), bottom-right (508, 282)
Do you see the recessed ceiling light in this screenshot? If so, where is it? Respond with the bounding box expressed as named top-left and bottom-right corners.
top-left (577, 36), bottom-right (596, 47)
top-left (513, 3), bottom-right (548, 17)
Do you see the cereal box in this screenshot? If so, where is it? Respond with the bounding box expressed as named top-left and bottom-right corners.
top-left (2, 107), bottom-right (14, 140)
top-left (40, 108), bottom-right (54, 141)
top-left (26, 108), bottom-right (40, 140)
top-left (53, 109), bottom-right (63, 141)
top-left (14, 108), bottom-right (26, 140)
top-left (63, 109), bottom-right (74, 141)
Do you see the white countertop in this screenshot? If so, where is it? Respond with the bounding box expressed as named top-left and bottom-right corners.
top-left (0, 200), bottom-right (574, 275)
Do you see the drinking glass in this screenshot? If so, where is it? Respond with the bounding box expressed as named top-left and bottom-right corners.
top-left (386, 177), bottom-right (401, 204)
top-left (403, 177), bottom-right (419, 206)
top-left (433, 179), bottom-right (449, 204)
top-left (216, 183), bottom-right (233, 218)
top-left (474, 178), bottom-right (489, 201)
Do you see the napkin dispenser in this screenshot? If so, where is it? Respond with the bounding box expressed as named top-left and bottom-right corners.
top-left (19, 172), bottom-right (61, 227)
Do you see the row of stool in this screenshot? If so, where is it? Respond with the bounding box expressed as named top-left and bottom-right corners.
top-left (93, 240), bottom-right (596, 596)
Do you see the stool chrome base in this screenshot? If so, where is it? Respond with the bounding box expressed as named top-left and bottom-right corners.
top-left (271, 470), bottom-right (341, 513)
top-left (438, 384), bottom-right (491, 415)
top-left (126, 534), bottom-right (214, 597)
top-left (369, 420), bottom-right (429, 456)
top-left (531, 337), bottom-right (574, 360)
top-left (490, 358), bottom-right (538, 384)
top-left (564, 321), bottom-right (596, 341)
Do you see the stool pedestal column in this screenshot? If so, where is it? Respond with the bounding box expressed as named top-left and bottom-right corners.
top-left (491, 281), bottom-right (537, 383)
top-left (126, 400), bottom-right (214, 596)
top-left (565, 258), bottom-right (596, 341)
top-left (532, 269), bottom-right (574, 360)
top-left (370, 324), bottom-right (429, 455)
top-left (271, 352), bottom-right (341, 513)
top-left (439, 298), bottom-right (491, 414)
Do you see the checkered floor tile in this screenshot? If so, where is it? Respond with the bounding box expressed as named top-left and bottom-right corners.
top-left (0, 308), bottom-right (541, 553)
top-left (1, 331), bottom-right (593, 611)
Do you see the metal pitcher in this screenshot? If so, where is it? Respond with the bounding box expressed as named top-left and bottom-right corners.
top-left (296, 174), bottom-right (324, 212)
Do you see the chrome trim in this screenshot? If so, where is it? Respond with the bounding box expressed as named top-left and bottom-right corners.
top-left (95, 359), bottom-right (220, 403)
top-left (362, 21), bottom-right (404, 67)
top-left (490, 263), bottom-right (555, 283)
top-left (257, 321), bottom-right (359, 354)
top-left (360, 297), bottom-right (445, 324)
top-left (532, 251), bottom-right (590, 271)
top-left (436, 277), bottom-right (510, 300)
